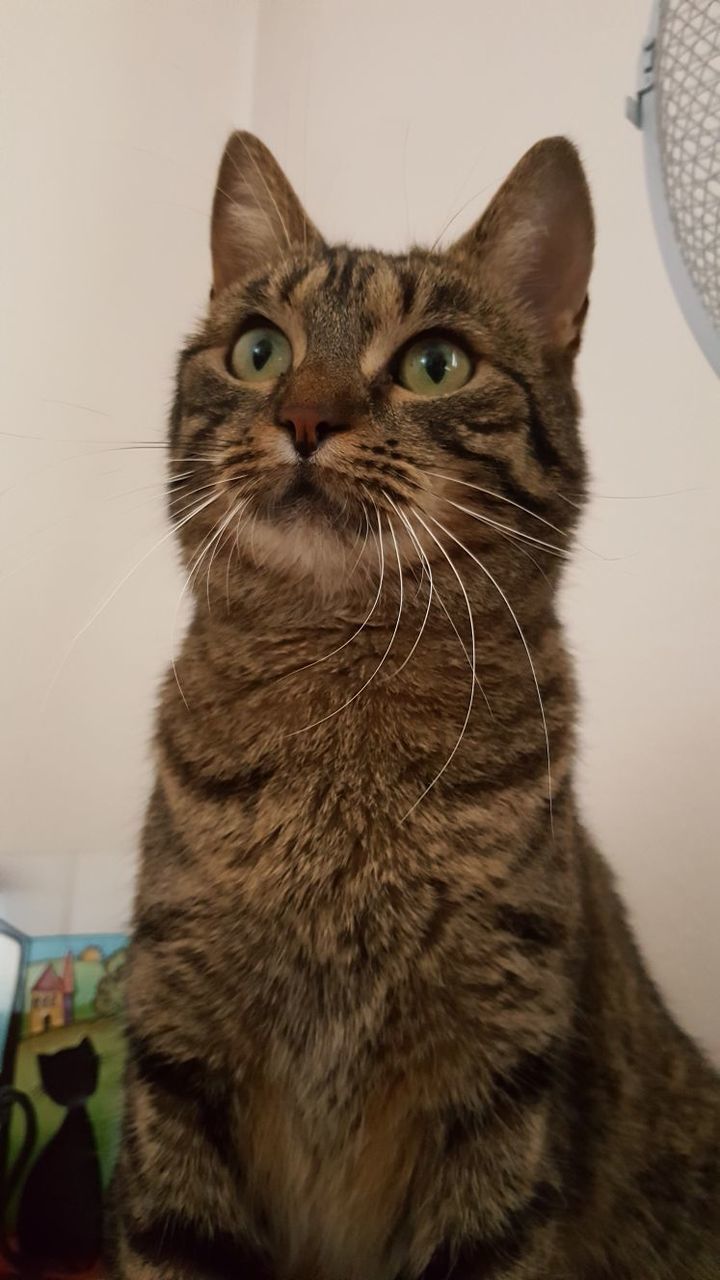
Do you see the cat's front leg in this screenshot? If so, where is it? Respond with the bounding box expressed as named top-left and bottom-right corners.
top-left (110, 1224), bottom-right (274, 1280)
top-left (409, 1165), bottom-right (561, 1280)
top-left (416, 1222), bottom-right (557, 1280)
top-left (108, 1042), bottom-right (274, 1280)
top-left (109, 1221), bottom-right (274, 1280)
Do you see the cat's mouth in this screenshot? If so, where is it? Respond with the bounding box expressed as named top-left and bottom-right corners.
top-left (283, 468), bottom-right (324, 505)
top-left (258, 463), bottom-right (348, 523)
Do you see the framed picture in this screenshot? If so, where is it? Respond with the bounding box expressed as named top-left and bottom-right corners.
top-left (0, 927), bottom-right (128, 1277)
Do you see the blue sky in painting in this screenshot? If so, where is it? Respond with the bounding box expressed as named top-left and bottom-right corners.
top-left (28, 933), bottom-right (128, 964)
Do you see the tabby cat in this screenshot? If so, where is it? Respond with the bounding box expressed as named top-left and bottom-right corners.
top-left (110, 132), bottom-right (720, 1279)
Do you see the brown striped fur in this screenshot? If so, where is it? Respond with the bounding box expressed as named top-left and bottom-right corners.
top-left (110, 133), bottom-right (720, 1279)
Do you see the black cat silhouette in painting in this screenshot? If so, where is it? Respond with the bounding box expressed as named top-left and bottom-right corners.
top-left (1, 1036), bottom-right (103, 1276)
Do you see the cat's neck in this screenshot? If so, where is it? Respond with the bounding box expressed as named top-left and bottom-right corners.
top-left (187, 553), bottom-right (559, 684)
top-left (170, 555), bottom-right (571, 794)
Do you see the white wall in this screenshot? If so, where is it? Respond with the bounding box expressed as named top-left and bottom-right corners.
top-left (0, 0), bottom-right (259, 930)
top-left (1, 1), bottom-right (718, 1059)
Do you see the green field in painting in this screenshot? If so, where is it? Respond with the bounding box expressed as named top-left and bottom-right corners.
top-left (5, 1017), bottom-right (126, 1226)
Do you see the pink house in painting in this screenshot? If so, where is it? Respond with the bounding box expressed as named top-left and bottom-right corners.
top-left (28, 952), bottom-right (75, 1035)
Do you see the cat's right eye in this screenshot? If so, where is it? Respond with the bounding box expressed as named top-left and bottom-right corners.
top-left (394, 335), bottom-right (473, 397)
top-left (229, 324), bottom-right (293, 383)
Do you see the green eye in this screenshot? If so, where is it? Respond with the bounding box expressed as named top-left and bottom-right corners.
top-left (397, 337), bottom-right (472, 397)
top-left (230, 325), bottom-right (292, 382)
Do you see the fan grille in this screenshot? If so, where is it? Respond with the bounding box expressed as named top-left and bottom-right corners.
top-left (657, 0), bottom-right (720, 331)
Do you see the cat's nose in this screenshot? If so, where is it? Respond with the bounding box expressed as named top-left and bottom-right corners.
top-left (279, 403), bottom-right (349, 459)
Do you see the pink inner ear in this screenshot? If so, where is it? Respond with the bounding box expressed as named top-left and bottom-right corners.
top-left (210, 131), bottom-right (325, 294)
top-left (524, 208), bottom-right (593, 348)
top-left (450, 138), bottom-right (594, 354)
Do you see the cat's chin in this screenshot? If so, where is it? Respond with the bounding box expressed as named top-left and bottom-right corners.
top-left (238, 501), bottom-right (371, 594)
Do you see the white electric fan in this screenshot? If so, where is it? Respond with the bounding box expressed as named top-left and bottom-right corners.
top-left (627, 0), bottom-right (720, 376)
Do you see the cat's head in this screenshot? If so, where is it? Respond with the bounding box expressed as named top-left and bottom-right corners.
top-left (37, 1035), bottom-right (99, 1107)
top-left (170, 132), bottom-right (593, 596)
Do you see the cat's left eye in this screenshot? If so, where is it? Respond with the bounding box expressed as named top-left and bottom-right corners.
top-left (395, 336), bottom-right (473, 397)
top-left (229, 324), bottom-right (293, 383)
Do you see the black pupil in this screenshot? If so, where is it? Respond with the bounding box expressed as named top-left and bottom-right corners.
top-left (422, 346), bottom-right (449, 384)
top-left (252, 336), bottom-right (273, 371)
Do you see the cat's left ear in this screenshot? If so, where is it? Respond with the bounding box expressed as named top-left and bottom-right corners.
top-left (211, 131), bottom-right (325, 294)
top-left (449, 137), bottom-right (594, 356)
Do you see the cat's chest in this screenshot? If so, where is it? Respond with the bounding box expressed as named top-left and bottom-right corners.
top-left (243, 1069), bottom-right (427, 1280)
top-left (227, 847), bottom-right (449, 1275)
top-left (153, 654), bottom-right (567, 1072)
top-left (157, 710), bottom-right (530, 1059)
top-left (222, 832), bottom-right (450, 1041)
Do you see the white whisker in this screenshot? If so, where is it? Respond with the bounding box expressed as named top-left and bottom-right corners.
top-left (382, 493), bottom-right (433, 676)
top-left (430, 491), bottom-right (571, 559)
top-left (167, 475), bottom-right (238, 526)
top-left (386, 497), bottom-right (491, 710)
top-left (203, 488), bottom-right (252, 613)
top-left (278, 505), bottom-right (385, 682)
top-left (41, 489), bottom-right (223, 712)
top-left (225, 490), bottom-right (257, 607)
top-left (404, 509), bottom-right (477, 820)
top-left (287, 508), bottom-right (405, 735)
top-left (431, 580), bottom-right (494, 715)
top-left (384, 513), bottom-right (405, 674)
top-left (170, 488), bottom-right (250, 707)
top-left (427, 512), bottom-right (554, 833)
top-left (557, 486), bottom-right (703, 507)
top-left (107, 470), bottom-right (195, 503)
top-left (427, 472), bottom-right (610, 560)
top-left (346, 502), bottom-right (371, 581)
top-left (427, 471), bottom-right (569, 538)
top-left (168, 479), bottom-right (227, 516)
top-left (424, 485), bottom-right (554, 586)
top-left (1, 442), bottom-right (227, 502)
top-left (0, 473), bottom-right (205, 580)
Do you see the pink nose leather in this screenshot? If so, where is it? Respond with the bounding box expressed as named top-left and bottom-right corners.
top-left (280, 403), bottom-right (347, 458)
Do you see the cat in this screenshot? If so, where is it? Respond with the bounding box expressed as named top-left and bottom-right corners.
top-left (109, 132), bottom-right (720, 1279)
top-left (1, 1036), bottom-right (103, 1275)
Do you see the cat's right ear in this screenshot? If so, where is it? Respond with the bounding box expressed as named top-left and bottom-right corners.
top-left (211, 131), bottom-right (325, 294)
top-left (448, 137), bottom-right (594, 356)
